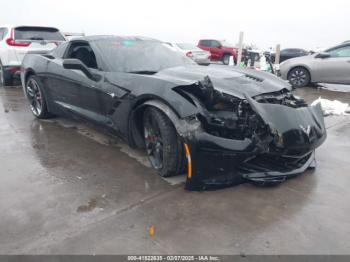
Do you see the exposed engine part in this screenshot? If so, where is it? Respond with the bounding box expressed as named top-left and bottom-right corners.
top-left (174, 77), bottom-right (272, 145)
top-left (198, 100), bottom-right (271, 142)
top-left (253, 90), bottom-right (307, 108)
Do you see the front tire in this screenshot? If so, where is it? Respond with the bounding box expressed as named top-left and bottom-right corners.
top-left (25, 75), bottom-right (51, 119)
top-left (288, 67), bottom-right (310, 88)
top-left (143, 107), bottom-right (184, 177)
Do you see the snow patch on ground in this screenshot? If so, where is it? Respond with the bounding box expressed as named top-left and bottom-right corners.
top-left (312, 97), bottom-right (350, 116)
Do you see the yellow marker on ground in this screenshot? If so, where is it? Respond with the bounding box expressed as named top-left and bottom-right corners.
top-left (149, 225), bottom-right (155, 237)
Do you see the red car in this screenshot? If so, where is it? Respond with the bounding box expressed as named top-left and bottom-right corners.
top-left (198, 39), bottom-right (237, 65)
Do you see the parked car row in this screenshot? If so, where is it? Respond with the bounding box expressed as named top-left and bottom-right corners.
top-left (1, 24), bottom-right (350, 90)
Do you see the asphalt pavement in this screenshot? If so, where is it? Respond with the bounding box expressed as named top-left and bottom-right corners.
top-left (1, 85), bottom-right (350, 255)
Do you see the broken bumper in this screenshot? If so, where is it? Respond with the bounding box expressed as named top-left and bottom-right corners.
top-left (184, 101), bottom-right (327, 191)
top-left (184, 133), bottom-right (320, 191)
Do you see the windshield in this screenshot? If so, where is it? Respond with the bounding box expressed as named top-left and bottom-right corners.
top-left (176, 43), bottom-right (202, 51)
top-left (92, 38), bottom-right (196, 73)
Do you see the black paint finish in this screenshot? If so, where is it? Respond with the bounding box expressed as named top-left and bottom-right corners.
top-left (21, 36), bottom-right (327, 190)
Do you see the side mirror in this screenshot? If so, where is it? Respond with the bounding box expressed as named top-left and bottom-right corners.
top-left (63, 59), bottom-right (94, 80)
top-left (315, 52), bottom-right (330, 59)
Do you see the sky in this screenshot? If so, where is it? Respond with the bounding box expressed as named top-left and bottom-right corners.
top-left (1, 0), bottom-right (350, 50)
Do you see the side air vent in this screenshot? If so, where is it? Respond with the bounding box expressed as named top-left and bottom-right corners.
top-left (244, 74), bottom-right (263, 82)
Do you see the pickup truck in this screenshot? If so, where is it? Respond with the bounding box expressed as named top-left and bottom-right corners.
top-left (198, 39), bottom-right (237, 65)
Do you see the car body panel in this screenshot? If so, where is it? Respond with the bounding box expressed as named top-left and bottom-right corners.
top-left (154, 65), bottom-right (292, 99)
top-left (14, 41), bottom-right (59, 64)
top-left (0, 26), bottom-right (18, 66)
top-left (311, 56), bottom-right (350, 83)
top-left (280, 43), bottom-right (350, 85)
top-left (21, 36), bottom-right (327, 190)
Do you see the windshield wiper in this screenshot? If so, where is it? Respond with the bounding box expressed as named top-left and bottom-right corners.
top-left (127, 70), bottom-right (158, 75)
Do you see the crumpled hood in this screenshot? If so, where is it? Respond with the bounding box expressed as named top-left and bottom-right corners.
top-left (154, 65), bottom-right (292, 99)
top-left (246, 96), bottom-right (326, 151)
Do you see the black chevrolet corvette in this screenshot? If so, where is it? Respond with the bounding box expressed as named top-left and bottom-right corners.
top-left (21, 36), bottom-right (326, 190)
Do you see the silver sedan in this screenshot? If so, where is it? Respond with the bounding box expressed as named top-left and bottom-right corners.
top-left (280, 43), bottom-right (350, 87)
top-left (168, 42), bottom-right (211, 65)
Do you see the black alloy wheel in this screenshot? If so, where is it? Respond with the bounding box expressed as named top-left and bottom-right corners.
top-left (144, 111), bottom-right (164, 170)
top-left (143, 107), bottom-right (185, 177)
top-left (26, 76), bottom-right (51, 118)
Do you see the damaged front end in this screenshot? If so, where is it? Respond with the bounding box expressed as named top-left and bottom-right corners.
top-left (174, 76), bottom-right (327, 191)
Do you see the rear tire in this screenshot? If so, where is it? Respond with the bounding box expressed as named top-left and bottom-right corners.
top-left (288, 67), bottom-right (310, 88)
top-left (143, 107), bottom-right (184, 177)
top-left (0, 60), bottom-right (13, 87)
top-left (25, 75), bottom-right (51, 119)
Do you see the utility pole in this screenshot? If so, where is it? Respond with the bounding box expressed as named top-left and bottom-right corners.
top-left (237, 31), bottom-right (244, 65)
top-left (275, 44), bottom-right (281, 65)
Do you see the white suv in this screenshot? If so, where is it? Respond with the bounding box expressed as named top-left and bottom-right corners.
top-left (0, 25), bottom-right (66, 86)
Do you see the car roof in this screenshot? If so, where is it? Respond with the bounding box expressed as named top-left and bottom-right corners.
top-left (77, 35), bottom-right (161, 43)
top-left (0, 25), bottom-right (60, 30)
top-left (175, 42), bottom-right (196, 45)
top-left (282, 48), bottom-right (305, 50)
top-left (326, 42), bottom-right (350, 51)
top-left (0, 24), bottom-right (13, 28)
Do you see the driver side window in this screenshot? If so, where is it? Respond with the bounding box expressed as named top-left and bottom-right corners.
top-left (65, 42), bottom-right (98, 69)
top-left (328, 45), bottom-right (350, 58)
